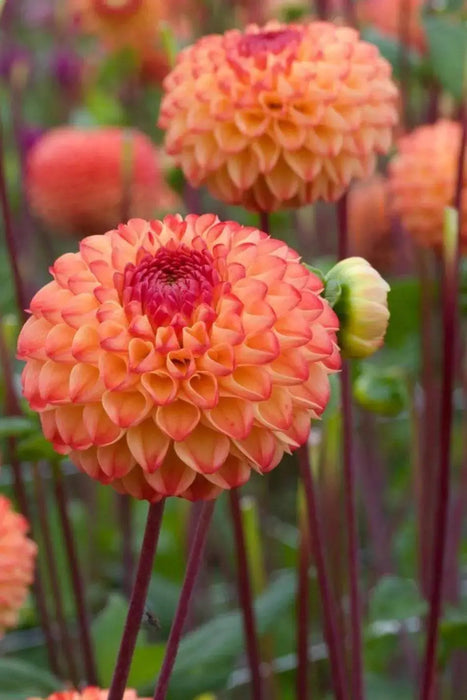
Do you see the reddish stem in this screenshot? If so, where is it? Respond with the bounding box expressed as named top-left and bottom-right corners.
top-left (108, 499), bottom-right (166, 700)
top-left (117, 493), bottom-right (135, 598)
top-left (337, 196), bottom-right (364, 700)
top-left (229, 489), bottom-right (264, 700)
top-left (297, 445), bottom-right (349, 700)
top-left (419, 108), bottom-right (466, 700)
top-left (259, 211), bottom-right (270, 234)
top-left (153, 500), bottom-right (215, 700)
top-left (52, 465), bottom-right (98, 684)
top-left (296, 522), bottom-right (311, 699)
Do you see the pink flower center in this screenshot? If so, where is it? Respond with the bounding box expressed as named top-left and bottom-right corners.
top-left (93, 0), bottom-right (142, 17)
top-left (123, 246), bottom-right (220, 330)
top-left (237, 29), bottom-right (301, 57)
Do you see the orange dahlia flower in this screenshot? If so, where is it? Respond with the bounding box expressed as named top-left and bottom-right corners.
top-left (357, 0), bottom-right (426, 53)
top-left (18, 215), bottom-right (340, 502)
top-left (26, 128), bottom-right (162, 236)
top-left (159, 21), bottom-right (398, 212)
top-left (28, 688), bottom-right (149, 700)
top-left (0, 495), bottom-right (37, 637)
top-left (388, 120), bottom-right (467, 250)
top-left (348, 174), bottom-right (392, 264)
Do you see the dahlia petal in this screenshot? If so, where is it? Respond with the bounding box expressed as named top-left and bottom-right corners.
top-left (55, 405), bottom-right (93, 449)
top-left (220, 366), bottom-right (272, 401)
top-left (268, 349), bottom-right (309, 385)
top-left (247, 255), bottom-right (287, 284)
top-left (71, 325), bottom-right (101, 363)
top-left (251, 134), bottom-right (280, 173)
top-left (214, 122), bottom-right (249, 153)
top-left (174, 424), bottom-right (230, 474)
top-left (40, 410), bottom-right (69, 453)
top-left (166, 349), bottom-right (196, 379)
top-left (204, 454), bottom-right (251, 489)
top-left (182, 372), bottom-right (218, 408)
top-left (45, 324), bottom-right (76, 362)
top-left (83, 404), bottom-right (124, 445)
top-left (52, 253), bottom-right (89, 288)
top-left (241, 299), bottom-right (277, 334)
top-left (273, 311), bottom-right (313, 349)
top-left (255, 386), bottom-right (293, 431)
top-left (102, 389), bottom-right (152, 428)
top-left (39, 361), bottom-right (72, 404)
top-left (114, 467), bottom-right (165, 502)
top-left (265, 158), bottom-right (300, 200)
top-left (61, 293), bottom-right (99, 329)
top-left (97, 439), bottom-right (136, 479)
top-left (99, 320), bottom-right (130, 353)
top-left (69, 363), bottom-right (104, 403)
top-left (226, 149), bottom-right (260, 190)
top-left (126, 420), bottom-right (170, 473)
top-left (235, 330), bottom-right (280, 365)
top-left (155, 400), bottom-right (200, 440)
top-left (179, 475), bottom-right (222, 502)
top-left (17, 317), bottom-right (51, 360)
top-left (21, 360), bottom-right (46, 409)
top-left (100, 353), bottom-right (137, 391)
top-left (273, 119), bottom-right (306, 150)
top-left (128, 338), bottom-right (163, 373)
top-left (144, 452), bottom-right (196, 496)
top-left (197, 343), bottom-right (235, 376)
top-left (29, 282), bottom-right (73, 323)
top-left (210, 314), bottom-right (245, 346)
top-left (234, 109), bottom-right (270, 137)
top-left (233, 426), bottom-right (277, 470)
top-left (80, 234), bottom-right (113, 267)
top-left (141, 371), bottom-right (178, 405)
top-left (283, 149), bottom-right (323, 180)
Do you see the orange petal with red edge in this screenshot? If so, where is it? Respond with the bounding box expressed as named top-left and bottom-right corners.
top-left (126, 420), bottom-right (170, 473)
top-left (174, 425), bottom-right (230, 474)
top-left (155, 400), bottom-right (200, 440)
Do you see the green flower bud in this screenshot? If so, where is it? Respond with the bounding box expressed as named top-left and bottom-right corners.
top-left (326, 257), bottom-right (390, 359)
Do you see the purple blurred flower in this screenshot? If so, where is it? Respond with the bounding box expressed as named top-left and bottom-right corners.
top-left (0, 45), bottom-right (31, 83)
top-left (51, 48), bottom-right (83, 92)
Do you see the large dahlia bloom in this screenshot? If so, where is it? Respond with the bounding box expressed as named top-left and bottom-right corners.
top-left (26, 128), bottom-right (162, 236)
top-left (358, 0), bottom-right (426, 53)
top-left (18, 215), bottom-right (340, 502)
top-left (29, 688), bottom-right (149, 700)
top-left (0, 495), bottom-right (37, 637)
top-left (159, 21), bottom-right (398, 211)
top-left (388, 120), bottom-right (467, 250)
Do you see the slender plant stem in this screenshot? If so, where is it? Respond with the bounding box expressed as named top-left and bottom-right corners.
top-left (297, 445), bottom-right (349, 700)
top-left (117, 493), bottom-right (135, 598)
top-left (153, 500), bottom-right (215, 700)
top-left (259, 211), bottom-right (270, 234)
top-left (296, 520), bottom-right (311, 700)
top-left (337, 196), bottom-right (364, 700)
top-left (108, 499), bottom-right (166, 700)
top-left (314, 0), bottom-right (328, 21)
top-left (32, 463), bottom-right (80, 685)
top-left (419, 106), bottom-right (466, 700)
top-left (52, 464), bottom-right (98, 685)
top-left (229, 489), bottom-right (264, 700)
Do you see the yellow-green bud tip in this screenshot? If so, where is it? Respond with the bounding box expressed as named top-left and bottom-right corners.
top-left (325, 257), bottom-right (390, 359)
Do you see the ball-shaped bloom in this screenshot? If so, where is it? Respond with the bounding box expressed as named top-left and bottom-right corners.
top-left (0, 495), bottom-right (37, 637)
top-left (388, 120), bottom-right (467, 250)
top-left (18, 215), bottom-right (340, 502)
top-left (159, 21), bottom-right (398, 212)
top-left (28, 688), bottom-right (149, 700)
top-left (358, 0), bottom-right (426, 53)
top-left (26, 128), bottom-right (162, 236)
top-left (325, 256), bottom-right (390, 358)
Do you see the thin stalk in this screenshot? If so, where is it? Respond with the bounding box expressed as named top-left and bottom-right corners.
top-left (259, 211), bottom-right (270, 234)
top-left (108, 499), bottom-right (166, 700)
top-left (153, 500), bottom-right (215, 700)
top-left (314, 0), bottom-right (327, 21)
top-left (297, 445), bottom-right (349, 700)
top-left (419, 108), bottom-right (466, 700)
top-left (117, 494), bottom-right (135, 598)
top-left (229, 489), bottom-right (264, 700)
top-left (337, 196), bottom-right (364, 700)
top-left (52, 464), bottom-right (98, 685)
top-left (32, 463), bottom-right (80, 685)
top-left (296, 516), bottom-right (311, 699)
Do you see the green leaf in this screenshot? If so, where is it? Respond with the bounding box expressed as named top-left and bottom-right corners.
top-left (0, 658), bottom-right (59, 696)
top-left (303, 263), bottom-right (325, 284)
top-left (423, 13), bottom-right (467, 100)
top-left (368, 575), bottom-right (427, 623)
top-left (354, 369), bottom-right (408, 416)
top-left (15, 433), bottom-right (61, 462)
top-left (324, 278), bottom-right (342, 308)
top-left (92, 593), bottom-right (165, 689)
top-left (0, 415), bottom-right (36, 439)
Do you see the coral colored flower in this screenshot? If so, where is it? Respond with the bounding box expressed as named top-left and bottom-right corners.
top-left (388, 120), bottom-right (467, 250)
top-left (26, 128), bottom-right (162, 236)
top-left (28, 688), bottom-right (149, 700)
top-left (358, 0), bottom-right (426, 53)
top-left (0, 495), bottom-right (37, 637)
top-left (159, 21), bottom-right (398, 212)
top-left (326, 256), bottom-right (390, 358)
top-left (348, 174), bottom-right (393, 267)
top-left (18, 215), bottom-right (340, 502)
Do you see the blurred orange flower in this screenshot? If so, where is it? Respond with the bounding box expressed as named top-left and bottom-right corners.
top-left (18, 215), bottom-right (340, 502)
top-left (348, 174), bottom-right (392, 266)
top-left (388, 120), bottom-right (467, 250)
top-left (0, 495), bottom-right (37, 637)
top-left (28, 688), bottom-right (149, 700)
top-left (159, 20), bottom-right (398, 212)
top-left (357, 0), bottom-right (426, 53)
top-left (26, 128), bottom-right (162, 236)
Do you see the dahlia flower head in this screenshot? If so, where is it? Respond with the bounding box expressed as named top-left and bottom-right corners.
top-left (28, 688), bottom-right (148, 700)
top-left (159, 20), bottom-right (398, 212)
top-left (18, 214), bottom-right (340, 502)
top-left (388, 120), bottom-right (467, 251)
top-left (358, 0), bottom-right (426, 53)
top-left (26, 127), bottom-right (162, 237)
top-left (0, 495), bottom-right (37, 637)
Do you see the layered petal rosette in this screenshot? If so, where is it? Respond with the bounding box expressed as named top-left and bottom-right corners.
top-left (388, 120), bottom-right (467, 250)
top-left (0, 495), bottom-right (37, 637)
top-left (18, 215), bottom-right (340, 502)
top-left (159, 21), bottom-right (398, 211)
top-left (28, 688), bottom-right (149, 700)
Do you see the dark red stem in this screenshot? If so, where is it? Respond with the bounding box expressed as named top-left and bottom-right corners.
top-left (153, 500), bottom-right (215, 700)
top-left (52, 464), bottom-right (98, 684)
top-left (296, 521), bottom-right (311, 699)
top-left (419, 106), bottom-right (466, 700)
top-left (229, 489), bottom-right (264, 700)
top-left (337, 196), bottom-right (364, 700)
top-left (297, 446), bottom-right (349, 700)
top-left (108, 499), bottom-right (166, 700)
top-left (259, 211), bottom-right (270, 235)
top-left (117, 493), bottom-right (135, 598)
top-left (314, 0), bottom-right (328, 21)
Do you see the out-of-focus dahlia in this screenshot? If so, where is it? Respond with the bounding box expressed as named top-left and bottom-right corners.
top-left (159, 21), bottom-right (398, 212)
top-left (0, 495), bottom-right (37, 637)
top-left (388, 120), bottom-right (467, 250)
top-left (28, 688), bottom-right (149, 700)
top-left (18, 214), bottom-right (340, 502)
top-left (26, 127), bottom-right (162, 236)
top-left (348, 174), bottom-right (392, 266)
top-left (357, 0), bottom-right (426, 53)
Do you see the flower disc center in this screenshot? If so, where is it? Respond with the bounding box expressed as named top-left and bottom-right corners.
top-left (237, 29), bottom-right (301, 57)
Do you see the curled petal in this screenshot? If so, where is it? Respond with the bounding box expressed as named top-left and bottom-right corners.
top-left (204, 455), bottom-right (251, 489)
top-left (205, 397), bottom-right (254, 439)
top-left (182, 372), bottom-right (218, 408)
top-left (102, 389), bottom-right (152, 428)
top-left (155, 400), bottom-right (200, 441)
top-left (126, 420), bottom-right (170, 473)
top-left (82, 404), bottom-right (124, 445)
top-left (97, 439), bottom-right (136, 479)
top-left (174, 424), bottom-right (230, 474)
top-left (145, 447), bottom-right (197, 496)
